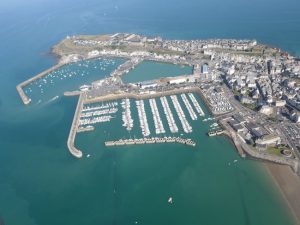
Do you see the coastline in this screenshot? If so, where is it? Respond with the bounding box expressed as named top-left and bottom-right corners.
top-left (264, 162), bottom-right (300, 225)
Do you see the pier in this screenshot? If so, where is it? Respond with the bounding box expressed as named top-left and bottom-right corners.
top-left (67, 93), bottom-right (84, 158)
top-left (105, 137), bottom-right (196, 147)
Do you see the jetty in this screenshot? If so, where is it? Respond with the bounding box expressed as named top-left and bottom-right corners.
top-left (105, 137), bottom-right (196, 147)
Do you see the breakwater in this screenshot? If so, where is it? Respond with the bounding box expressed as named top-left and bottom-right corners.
top-left (105, 137), bottom-right (196, 147)
top-left (67, 93), bottom-right (84, 158)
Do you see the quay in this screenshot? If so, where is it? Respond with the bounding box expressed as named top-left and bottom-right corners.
top-left (104, 137), bottom-right (196, 147)
top-left (67, 93), bottom-right (85, 158)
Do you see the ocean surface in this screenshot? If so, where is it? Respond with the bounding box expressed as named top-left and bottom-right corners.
top-left (0, 0), bottom-right (300, 224)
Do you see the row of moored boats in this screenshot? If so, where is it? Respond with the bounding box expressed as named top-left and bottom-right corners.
top-left (79, 102), bottom-right (118, 126)
top-left (149, 98), bottom-right (165, 134)
top-left (170, 95), bottom-right (192, 133)
top-left (160, 96), bottom-right (179, 133)
top-left (188, 93), bottom-right (205, 116)
top-left (181, 93), bottom-right (197, 120)
top-left (136, 100), bottom-right (151, 137)
top-left (121, 99), bottom-right (134, 131)
top-left (105, 137), bottom-right (196, 147)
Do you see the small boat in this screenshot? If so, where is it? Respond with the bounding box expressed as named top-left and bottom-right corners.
top-left (87, 154), bottom-right (91, 158)
top-left (168, 197), bottom-right (173, 204)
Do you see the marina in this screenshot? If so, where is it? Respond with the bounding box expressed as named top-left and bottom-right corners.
top-left (170, 95), bottom-right (192, 133)
top-left (105, 137), bottom-right (196, 147)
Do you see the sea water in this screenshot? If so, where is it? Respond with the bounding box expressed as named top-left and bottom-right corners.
top-left (0, 0), bottom-right (299, 224)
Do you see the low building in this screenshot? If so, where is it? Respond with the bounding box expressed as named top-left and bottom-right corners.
top-left (240, 96), bottom-right (255, 104)
top-left (228, 119), bottom-right (244, 132)
top-left (201, 63), bottom-right (209, 74)
top-left (169, 77), bottom-right (188, 84)
top-left (255, 134), bottom-right (281, 146)
top-left (275, 100), bottom-right (286, 107)
top-left (259, 105), bottom-right (273, 116)
top-left (232, 114), bottom-right (246, 124)
top-left (140, 81), bottom-right (158, 89)
top-left (290, 112), bottom-right (300, 123)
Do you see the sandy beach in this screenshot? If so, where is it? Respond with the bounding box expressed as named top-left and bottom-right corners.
top-left (265, 163), bottom-right (300, 224)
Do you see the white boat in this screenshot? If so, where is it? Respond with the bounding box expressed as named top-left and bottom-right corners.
top-left (168, 197), bottom-right (173, 204)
